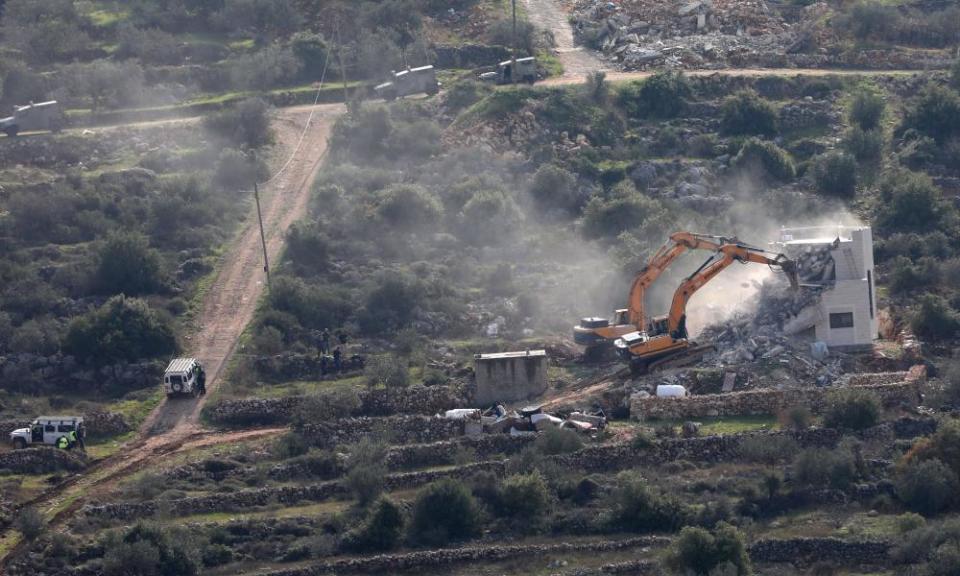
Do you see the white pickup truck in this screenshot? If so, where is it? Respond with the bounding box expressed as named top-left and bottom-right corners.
top-left (0, 101), bottom-right (65, 137)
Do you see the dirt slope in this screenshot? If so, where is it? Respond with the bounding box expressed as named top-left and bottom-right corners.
top-left (524, 0), bottom-right (609, 77)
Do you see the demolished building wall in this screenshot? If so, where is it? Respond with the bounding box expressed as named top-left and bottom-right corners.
top-left (780, 226), bottom-right (878, 350)
top-left (474, 350), bottom-right (548, 406)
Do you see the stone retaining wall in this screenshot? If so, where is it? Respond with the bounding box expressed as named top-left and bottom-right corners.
top-left (0, 447), bottom-right (87, 473)
top-left (631, 379), bottom-right (919, 421)
top-left (0, 354), bottom-right (162, 393)
top-left (551, 428), bottom-right (841, 473)
top-left (749, 537), bottom-right (890, 564)
top-left (385, 434), bottom-right (536, 470)
top-left (206, 385), bottom-right (465, 427)
top-left (262, 537), bottom-right (669, 575)
top-left (86, 458), bottom-right (502, 520)
top-left (301, 415), bottom-right (464, 449)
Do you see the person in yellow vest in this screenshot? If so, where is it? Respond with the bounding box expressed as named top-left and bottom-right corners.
top-left (67, 429), bottom-right (79, 450)
top-left (56, 436), bottom-right (69, 450)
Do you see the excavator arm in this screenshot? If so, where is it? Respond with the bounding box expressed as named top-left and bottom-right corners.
top-left (665, 243), bottom-right (799, 338)
top-left (626, 232), bottom-right (733, 329)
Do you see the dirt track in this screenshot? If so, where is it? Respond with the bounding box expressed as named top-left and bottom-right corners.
top-left (523, 0), bottom-right (609, 77)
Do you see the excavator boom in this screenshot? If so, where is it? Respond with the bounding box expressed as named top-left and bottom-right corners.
top-left (574, 232), bottom-right (733, 353)
top-left (616, 241), bottom-right (799, 373)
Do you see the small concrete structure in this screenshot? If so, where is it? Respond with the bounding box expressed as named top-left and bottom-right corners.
top-left (474, 350), bottom-right (548, 406)
top-left (779, 225), bottom-right (878, 350)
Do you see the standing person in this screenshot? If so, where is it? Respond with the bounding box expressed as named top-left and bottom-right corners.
top-left (320, 328), bottom-right (331, 355)
top-left (197, 365), bottom-right (207, 396)
top-left (337, 329), bottom-right (348, 345)
top-left (66, 429), bottom-right (79, 450)
top-left (333, 346), bottom-right (342, 372)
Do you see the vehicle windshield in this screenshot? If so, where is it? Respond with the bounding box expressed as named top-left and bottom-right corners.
top-left (170, 375), bottom-right (183, 384)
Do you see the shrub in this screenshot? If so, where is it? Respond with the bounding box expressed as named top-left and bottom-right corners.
top-left (273, 432), bottom-right (309, 459)
top-left (585, 71), bottom-right (609, 104)
top-left (293, 389), bottom-right (361, 428)
top-left (457, 188), bottom-right (523, 246)
top-left (847, 1), bottom-right (899, 40)
top-left (204, 98), bottom-right (273, 149)
top-left (607, 472), bottom-right (687, 533)
top-left (889, 256), bottom-right (941, 295)
top-left (900, 84), bottom-right (960, 143)
top-left (364, 355), bottom-right (410, 388)
top-left (911, 294), bottom-right (960, 340)
top-left (534, 426), bottom-right (584, 455)
top-left (721, 90), bottom-right (778, 136)
top-left (408, 479), bottom-right (481, 546)
top-left (375, 184), bottom-right (443, 231)
top-left (738, 436), bottom-right (799, 464)
top-left (443, 80), bottom-right (493, 111)
top-left (849, 87), bottom-right (886, 130)
top-left (812, 152), bottom-right (858, 197)
top-left (621, 71), bottom-right (691, 118)
top-left (582, 186), bottom-right (664, 240)
top-left (529, 164), bottom-right (580, 213)
top-left (284, 222), bottom-right (329, 275)
top-left (104, 523), bottom-right (199, 576)
top-left (267, 276), bottom-right (352, 330)
top-left (497, 471), bottom-right (551, 522)
top-left (64, 296), bottom-right (177, 365)
top-left (823, 389), bottom-right (881, 431)
top-left (793, 448), bottom-right (857, 490)
top-left (843, 127), bottom-right (884, 161)
top-left (213, 148), bottom-right (267, 191)
top-left (731, 138), bottom-right (795, 181)
top-left (664, 522), bottom-right (752, 576)
top-left (487, 18), bottom-right (536, 55)
top-left (345, 439), bottom-right (389, 506)
top-left (15, 507), bottom-right (44, 541)
top-left (876, 170), bottom-right (957, 234)
top-left (115, 24), bottom-right (181, 65)
top-left (95, 232), bottom-right (166, 296)
top-left (342, 497), bottom-right (405, 552)
top-left (780, 406), bottom-right (813, 431)
top-left (358, 273), bottom-right (424, 333)
top-left (896, 458), bottom-right (957, 516)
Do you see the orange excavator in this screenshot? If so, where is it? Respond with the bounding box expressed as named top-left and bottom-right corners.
top-left (573, 232), bottom-right (736, 358)
top-left (614, 241), bottom-right (799, 373)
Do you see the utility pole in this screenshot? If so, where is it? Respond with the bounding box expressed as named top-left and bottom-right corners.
top-left (511, 0), bottom-right (518, 85)
top-left (250, 151), bottom-right (270, 288)
top-left (335, 18), bottom-right (349, 106)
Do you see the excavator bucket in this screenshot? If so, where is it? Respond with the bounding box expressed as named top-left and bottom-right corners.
top-left (778, 258), bottom-right (800, 290)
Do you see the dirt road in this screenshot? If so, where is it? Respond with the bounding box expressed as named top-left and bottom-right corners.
top-left (145, 102), bottom-right (342, 436)
top-left (0, 103), bottom-right (342, 568)
top-left (523, 0), bottom-right (609, 77)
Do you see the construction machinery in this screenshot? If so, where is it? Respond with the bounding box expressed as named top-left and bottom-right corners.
top-left (374, 65), bottom-right (440, 101)
top-left (574, 232), bottom-right (736, 358)
top-left (0, 101), bottom-right (65, 137)
top-left (479, 57), bottom-right (538, 85)
top-left (614, 241), bottom-right (799, 373)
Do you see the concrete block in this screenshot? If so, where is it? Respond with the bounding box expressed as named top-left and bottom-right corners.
top-left (474, 350), bottom-right (548, 406)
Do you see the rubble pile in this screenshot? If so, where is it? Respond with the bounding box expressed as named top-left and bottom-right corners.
top-left (572, 0), bottom-right (799, 70)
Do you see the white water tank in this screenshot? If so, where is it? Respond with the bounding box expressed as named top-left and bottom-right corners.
top-left (656, 384), bottom-right (687, 398)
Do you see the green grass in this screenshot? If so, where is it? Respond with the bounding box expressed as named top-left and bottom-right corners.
top-left (86, 8), bottom-right (129, 27)
top-left (537, 52), bottom-right (564, 78)
top-left (641, 415), bottom-right (779, 435)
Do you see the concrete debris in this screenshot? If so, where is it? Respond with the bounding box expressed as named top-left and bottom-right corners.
top-left (446, 403), bottom-right (607, 435)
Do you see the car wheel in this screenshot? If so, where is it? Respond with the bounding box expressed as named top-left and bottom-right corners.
top-left (12, 438), bottom-right (26, 450)
top-left (172, 382), bottom-right (183, 394)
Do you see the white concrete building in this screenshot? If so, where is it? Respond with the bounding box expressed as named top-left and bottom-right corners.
top-left (779, 225), bottom-right (878, 350)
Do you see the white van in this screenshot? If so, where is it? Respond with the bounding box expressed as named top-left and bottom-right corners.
top-left (164, 357), bottom-right (204, 397)
top-left (9, 416), bottom-right (85, 449)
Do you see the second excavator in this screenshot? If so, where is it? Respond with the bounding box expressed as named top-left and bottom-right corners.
top-left (573, 232), bottom-right (737, 359)
top-left (614, 240), bottom-right (798, 373)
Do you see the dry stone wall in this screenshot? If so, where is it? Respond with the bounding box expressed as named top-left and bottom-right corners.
top-left (261, 537), bottom-right (669, 575)
top-left (749, 537), bottom-right (890, 564)
top-left (206, 385), bottom-right (465, 427)
top-left (0, 447), bottom-right (87, 473)
top-left (301, 415), bottom-right (464, 449)
top-left (631, 378), bottom-right (919, 420)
